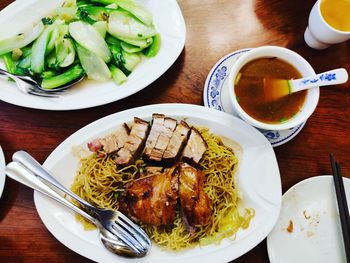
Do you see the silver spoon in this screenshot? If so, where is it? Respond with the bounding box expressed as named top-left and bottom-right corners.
top-left (5, 161), bottom-right (147, 258)
top-left (12, 150), bottom-right (151, 255)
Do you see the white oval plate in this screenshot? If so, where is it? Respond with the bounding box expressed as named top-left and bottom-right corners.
top-left (0, 145), bottom-right (5, 198)
top-left (34, 104), bottom-right (281, 263)
top-left (203, 49), bottom-right (306, 147)
top-left (0, 0), bottom-right (185, 110)
top-left (267, 175), bottom-right (350, 263)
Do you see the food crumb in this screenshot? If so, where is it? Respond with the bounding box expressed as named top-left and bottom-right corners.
top-left (286, 220), bottom-right (294, 233)
top-left (307, 231), bottom-right (315, 237)
top-left (303, 210), bottom-right (311, 219)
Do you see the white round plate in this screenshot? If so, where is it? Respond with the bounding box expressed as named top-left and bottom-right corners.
top-left (0, 146), bottom-right (5, 198)
top-left (34, 104), bottom-right (281, 263)
top-left (267, 175), bottom-right (350, 263)
top-left (203, 49), bottom-right (306, 147)
top-left (0, 0), bottom-right (186, 110)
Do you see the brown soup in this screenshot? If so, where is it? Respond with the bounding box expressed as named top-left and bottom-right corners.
top-left (235, 57), bottom-right (307, 124)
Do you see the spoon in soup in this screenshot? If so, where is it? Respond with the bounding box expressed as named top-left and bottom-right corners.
top-left (263, 68), bottom-right (348, 102)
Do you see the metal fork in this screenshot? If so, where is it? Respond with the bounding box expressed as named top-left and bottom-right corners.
top-left (0, 68), bottom-right (63, 97)
top-left (12, 150), bottom-right (151, 254)
top-left (5, 161), bottom-right (145, 258)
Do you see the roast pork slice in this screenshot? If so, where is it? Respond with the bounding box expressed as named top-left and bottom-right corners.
top-left (163, 120), bottom-right (190, 163)
top-left (87, 123), bottom-right (130, 154)
top-left (115, 117), bottom-right (150, 165)
top-left (143, 114), bottom-right (165, 158)
top-left (178, 163), bottom-right (211, 231)
top-left (181, 128), bottom-right (208, 164)
top-left (146, 115), bottom-right (177, 162)
top-left (143, 166), bottom-right (164, 176)
top-left (119, 167), bottom-right (179, 226)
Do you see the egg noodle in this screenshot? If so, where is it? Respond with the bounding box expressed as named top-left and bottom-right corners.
top-left (71, 127), bottom-right (254, 249)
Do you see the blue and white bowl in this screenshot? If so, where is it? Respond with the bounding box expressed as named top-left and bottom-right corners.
top-left (203, 48), bottom-right (310, 147)
top-left (228, 46), bottom-right (320, 131)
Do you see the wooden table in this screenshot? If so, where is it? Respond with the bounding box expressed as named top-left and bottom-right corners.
top-left (0, 0), bottom-right (349, 262)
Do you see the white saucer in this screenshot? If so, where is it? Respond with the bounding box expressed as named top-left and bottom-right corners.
top-left (0, 146), bottom-right (5, 198)
top-left (267, 175), bottom-right (350, 263)
top-left (203, 49), bottom-right (306, 147)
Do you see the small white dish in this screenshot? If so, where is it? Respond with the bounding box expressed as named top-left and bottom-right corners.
top-left (0, 0), bottom-right (186, 110)
top-left (267, 175), bottom-right (350, 263)
top-left (203, 49), bottom-right (306, 147)
top-left (0, 145), bottom-right (6, 198)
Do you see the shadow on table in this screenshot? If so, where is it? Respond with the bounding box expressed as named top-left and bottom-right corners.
top-left (0, 237), bottom-right (24, 263)
top-left (254, 0), bottom-right (315, 47)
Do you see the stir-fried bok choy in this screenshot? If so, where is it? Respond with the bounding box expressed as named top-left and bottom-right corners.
top-left (0, 0), bottom-right (160, 90)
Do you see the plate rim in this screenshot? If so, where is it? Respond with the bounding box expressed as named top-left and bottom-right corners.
top-left (34, 103), bottom-right (282, 263)
top-left (0, 0), bottom-right (186, 111)
top-left (267, 175), bottom-right (350, 263)
top-left (0, 145), bottom-right (5, 198)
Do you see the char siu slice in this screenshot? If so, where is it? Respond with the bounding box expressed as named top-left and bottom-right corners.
top-left (119, 166), bottom-right (178, 226)
top-left (87, 124), bottom-right (130, 154)
top-left (178, 163), bottom-right (211, 231)
top-left (115, 117), bottom-right (150, 165)
top-left (181, 128), bottom-right (208, 164)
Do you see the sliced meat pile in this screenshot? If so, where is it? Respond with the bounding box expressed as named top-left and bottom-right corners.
top-left (88, 114), bottom-right (211, 230)
top-left (115, 117), bottom-right (150, 165)
top-left (119, 163), bottom-right (212, 229)
top-left (87, 113), bottom-right (207, 166)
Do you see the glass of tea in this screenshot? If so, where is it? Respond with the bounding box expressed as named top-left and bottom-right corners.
top-left (228, 46), bottom-right (320, 131)
top-left (304, 0), bottom-right (350, 49)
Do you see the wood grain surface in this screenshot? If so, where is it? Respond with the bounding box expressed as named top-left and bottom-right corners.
top-left (1, 0), bottom-right (350, 262)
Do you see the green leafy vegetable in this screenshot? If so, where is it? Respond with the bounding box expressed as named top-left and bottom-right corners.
top-left (116, 0), bottom-right (153, 26)
top-left (69, 21), bottom-right (111, 62)
top-left (76, 43), bottom-right (111, 81)
top-left (41, 17), bottom-right (53, 25)
top-left (120, 41), bottom-right (143, 53)
top-left (41, 64), bottom-right (85, 89)
top-left (0, 0), bottom-right (160, 90)
top-left (108, 10), bottom-right (157, 40)
top-left (109, 43), bottom-right (130, 76)
top-left (0, 22), bottom-right (44, 55)
top-left (122, 51), bottom-right (141, 71)
top-left (2, 53), bottom-right (16, 73)
top-left (110, 64), bottom-right (127, 85)
top-left (77, 9), bottom-right (97, 24)
top-left (31, 26), bottom-right (53, 73)
top-left (143, 33), bottom-right (160, 57)
top-left (93, 21), bottom-right (108, 38)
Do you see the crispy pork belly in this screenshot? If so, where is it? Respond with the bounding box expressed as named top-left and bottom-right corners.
top-left (87, 124), bottom-right (129, 154)
top-left (143, 114), bottom-right (165, 159)
top-left (119, 167), bottom-right (178, 226)
top-left (115, 117), bottom-right (150, 165)
top-left (181, 128), bottom-right (208, 164)
top-left (144, 114), bottom-right (177, 162)
top-left (163, 120), bottom-right (190, 162)
top-left (178, 163), bottom-right (211, 230)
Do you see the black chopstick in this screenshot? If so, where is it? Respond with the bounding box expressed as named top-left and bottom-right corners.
top-left (330, 154), bottom-right (350, 263)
